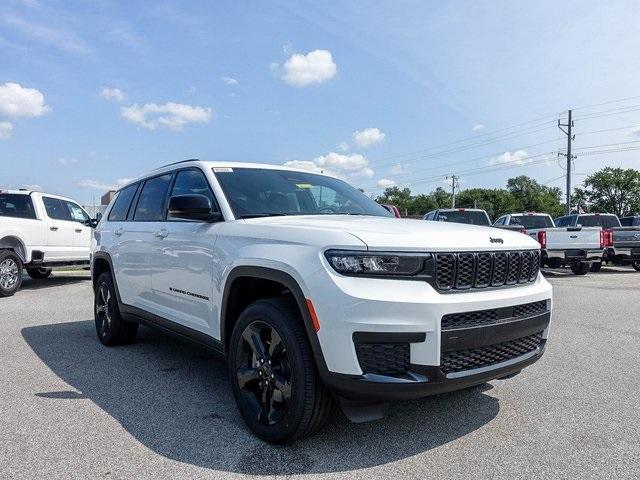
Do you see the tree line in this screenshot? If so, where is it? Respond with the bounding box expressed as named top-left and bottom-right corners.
top-left (375, 167), bottom-right (640, 220)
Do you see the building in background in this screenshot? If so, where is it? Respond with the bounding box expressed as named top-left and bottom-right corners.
top-left (82, 190), bottom-right (116, 219)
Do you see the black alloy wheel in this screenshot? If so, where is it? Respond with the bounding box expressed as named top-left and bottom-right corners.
top-left (235, 320), bottom-right (292, 426)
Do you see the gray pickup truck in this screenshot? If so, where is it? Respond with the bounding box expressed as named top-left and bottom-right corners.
top-left (555, 213), bottom-right (640, 271)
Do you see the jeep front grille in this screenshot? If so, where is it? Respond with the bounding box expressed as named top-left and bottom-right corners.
top-left (434, 250), bottom-right (540, 291)
top-left (441, 300), bottom-right (549, 330)
top-left (440, 332), bottom-right (544, 375)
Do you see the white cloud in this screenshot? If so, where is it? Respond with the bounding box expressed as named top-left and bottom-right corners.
top-left (282, 49), bottom-right (337, 87)
top-left (120, 102), bottom-right (212, 131)
top-left (352, 127), bottom-right (385, 148)
top-left (284, 151), bottom-right (374, 179)
top-left (472, 124), bottom-right (485, 132)
top-left (100, 87), bottom-right (124, 103)
top-left (629, 125), bottom-right (640, 137)
top-left (78, 178), bottom-right (133, 191)
top-left (0, 14), bottom-right (90, 55)
top-left (0, 121), bottom-right (13, 139)
top-left (222, 76), bottom-right (238, 86)
top-left (0, 82), bottom-right (51, 118)
top-left (391, 162), bottom-right (409, 175)
top-left (377, 178), bottom-right (397, 188)
top-left (336, 141), bottom-right (350, 152)
top-left (489, 150), bottom-right (529, 166)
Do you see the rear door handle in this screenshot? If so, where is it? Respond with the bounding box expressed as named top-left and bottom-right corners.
top-left (155, 229), bottom-right (169, 239)
top-left (49, 226), bottom-right (58, 231)
top-left (75, 228), bottom-right (83, 233)
top-left (114, 227), bottom-right (124, 236)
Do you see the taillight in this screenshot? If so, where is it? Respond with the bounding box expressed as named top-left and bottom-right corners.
top-left (600, 229), bottom-right (613, 249)
top-left (537, 231), bottom-right (547, 249)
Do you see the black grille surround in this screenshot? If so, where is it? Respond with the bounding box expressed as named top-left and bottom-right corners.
top-left (442, 300), bottom-right (548, 330)
top-left (434, 250), bottom-right (540, 292)
top-left (440, 332), bottom-right (544, 375)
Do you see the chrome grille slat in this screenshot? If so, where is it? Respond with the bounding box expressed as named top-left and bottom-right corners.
top-left (434, 250), bottom-right (540, 292)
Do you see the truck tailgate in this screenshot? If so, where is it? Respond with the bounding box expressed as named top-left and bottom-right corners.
top-left (545, 227), bottom-right (602, 250)
top-left (611, 226), bottom-right (640, 249)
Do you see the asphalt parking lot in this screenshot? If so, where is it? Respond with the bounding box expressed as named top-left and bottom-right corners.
top-left (1, 267), bottom-right (639, 479)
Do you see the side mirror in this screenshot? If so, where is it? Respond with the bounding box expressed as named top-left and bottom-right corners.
top-left (168, 194), bottom-right (222, 222)
top-left (90, 218), bottom-right (99, 228)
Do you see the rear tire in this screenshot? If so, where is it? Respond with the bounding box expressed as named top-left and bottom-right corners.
top-left (0, 250), bottom-right (22, 297)
top-left (589, 262), bottom-right (602, 273)
top-left (228, 298), bottom-right (333, 444)
top-left (570, 262), bottom-right (590, 275)
top-left (94, 271), bottom-right (138, 346)
top-left (26, 266), bottom-right (52, 279)
top-left (632, 261), bottom-right (640, 272)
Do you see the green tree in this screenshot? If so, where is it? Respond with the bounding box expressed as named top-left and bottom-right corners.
top-left (375, 186), bottom-right (413, 215)
top-left (430, 187), bottom-right (452, 209)
top-left (506, 175), bottom-right (564, 218)
top-left (576, 167), bottom-right (640, 216)
top-left (456, 188), bottom-right (516, 221)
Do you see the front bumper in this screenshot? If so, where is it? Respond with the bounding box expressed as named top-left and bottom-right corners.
top-left (305, 264), bottom-right (552, 400)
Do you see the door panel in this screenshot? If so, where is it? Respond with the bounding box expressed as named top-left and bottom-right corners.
top-left (41, 197), bottom-right (74, 260)
top-left (65, 201), bottom-right (92, 260)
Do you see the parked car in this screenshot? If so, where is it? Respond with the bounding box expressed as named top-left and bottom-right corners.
top-left (556, 213), bottom-right (640, 271)
top-left (619, 215), bottom-right (640, 226)
top-left (380, 204), bottom-right (401, 218)
top-left (426, 208), bottom-right (525, 233)
top-left (91, 160), bottom-right (552, 444)
top-left (424, 208), bottom-right (491, 225)
top-left (0, 189), bottom-right (95, 297)
top-left (496, 212), bottom-right (605, 275)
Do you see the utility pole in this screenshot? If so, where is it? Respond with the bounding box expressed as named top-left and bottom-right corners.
top-left (558, 110), bottom-right (575, 214)
top-left (446, 175), bottom-right (459, 208)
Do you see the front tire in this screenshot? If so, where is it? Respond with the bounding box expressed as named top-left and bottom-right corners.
top-left (228, 298), bottom-right (333, 444)
top-left (0, 250), bottom-right (22, 297)
top-left (26, 266), bottom-right (52, 279)
top-left (94, 271), bottom-right (138, 346)
top-left (570, 262), bottom-right (591, 275)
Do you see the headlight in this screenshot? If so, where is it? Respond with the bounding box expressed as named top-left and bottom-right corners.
top-left (324, 250), bottom-right (429, 276)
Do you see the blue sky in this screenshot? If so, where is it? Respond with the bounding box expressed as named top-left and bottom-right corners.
top-left (1, 0), bottom-right (640, 205)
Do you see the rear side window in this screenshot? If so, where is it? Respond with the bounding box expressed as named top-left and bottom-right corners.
top-left (133, 174), bottom-right (172, 221)
top-left (108, 183), bottom-right (138, 221)
top-left (0, 194), bottom-right (37, 219)
top-left (578, 215), bottom-right (620, 228)
top-left (43, 197), bottom-right (71, 221)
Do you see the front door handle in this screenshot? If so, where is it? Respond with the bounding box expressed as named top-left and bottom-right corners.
top-left (49, 226), bottom-right (58, 231)
top-left (155, 229), bottom-right (169, 239)
top-left (75, 228), bottom-right (83, 233)
top-left (114, 227), bottom-right (124, 236)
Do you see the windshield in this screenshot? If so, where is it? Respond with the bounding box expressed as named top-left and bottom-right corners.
top-left (214, 168), bottom-right (393, 218)
top-left (436, 210), bottom-right (490, 226)
top-left (0, 193), bottom-right (37, 219)
top-left (578, 215), bottom-right (620, 228)
top-left (510, 215), bottom-right (554, 229)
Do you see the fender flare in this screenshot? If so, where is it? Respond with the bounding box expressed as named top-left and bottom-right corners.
top-left (219, 266), bottom-right (328, 372)
top-left (0, 234), bottom-right (28, 262)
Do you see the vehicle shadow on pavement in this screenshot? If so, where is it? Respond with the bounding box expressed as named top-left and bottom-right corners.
top-left (22, 320), bottom-right (500, 475)
top-left (20, 275), bottom-right (91, 291)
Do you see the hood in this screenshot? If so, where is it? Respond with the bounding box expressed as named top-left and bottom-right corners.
top-left (243, 215), bottom-right (540, 251)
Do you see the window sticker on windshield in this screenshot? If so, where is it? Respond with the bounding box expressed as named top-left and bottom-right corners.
top-left (296, 183), bottom-right (312, 189)
top-left (213, 167), bottom-right (233, 173)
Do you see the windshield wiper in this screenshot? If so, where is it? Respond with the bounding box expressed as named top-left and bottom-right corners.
top-left (237, 213), bottom-right (289, 219)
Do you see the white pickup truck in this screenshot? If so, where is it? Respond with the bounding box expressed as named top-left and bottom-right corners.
top-left (493, 212), bottom-right (606, 275)
top-left (0, 189), bottom-right (95, 297)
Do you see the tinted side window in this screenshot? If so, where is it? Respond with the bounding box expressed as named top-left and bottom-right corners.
top-left (169, 169), bottom-right (218, 220)
top-left (108, 183), bottom-right (138, 221)
top-left (133, 174), bottom-right (172, 221)
top-left (619, 217), bottom-right (632, 226)
top-left (43, 197), bottom-right (71, 221)
top-left (0, 194), bottom-right (37, 219)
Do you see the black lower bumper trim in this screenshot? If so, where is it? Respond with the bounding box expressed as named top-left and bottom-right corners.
top-left (322, 341), bottom-right (546, 402)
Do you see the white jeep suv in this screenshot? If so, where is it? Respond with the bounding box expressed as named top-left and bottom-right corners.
top-left (91, 160), bottom-right (553, 443)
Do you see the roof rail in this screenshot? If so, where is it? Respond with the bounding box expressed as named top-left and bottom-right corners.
top-left (153, 158), bottom-right (200, 170)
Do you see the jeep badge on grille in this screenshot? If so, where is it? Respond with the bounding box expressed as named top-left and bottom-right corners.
top-left (489, 237), bottom-right (504, 244)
